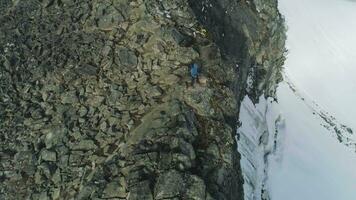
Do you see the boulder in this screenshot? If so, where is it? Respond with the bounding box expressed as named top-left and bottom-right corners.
top-left (154, 170), bottom-right (184, 199)
top-left (40, 150), bottom-right (57, 162)
top-left (95, 4), bottom-right (125, 30)
top-left (115, 47), bottom-right (138, 70)
top-left (71, 140), bottom-right (97, 151)
top-left (102, 181), bottom-right (126, 199)
top-left (128, 181), bottom-right (153, 200)
top-left (185, 175), bottom-right (207, 200)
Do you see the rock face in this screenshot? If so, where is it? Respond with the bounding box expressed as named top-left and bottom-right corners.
top-left (0, 1), bottom-right (285, 200)
top-left (188, 0), bottom-right (286, 101)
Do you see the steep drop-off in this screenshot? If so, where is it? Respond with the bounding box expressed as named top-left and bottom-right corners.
top-left (0, 0), bottom-right (285, 199)
top-left (188, 0), bottom-right (286, 101)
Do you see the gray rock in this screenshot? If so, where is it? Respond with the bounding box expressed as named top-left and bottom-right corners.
top-left (185, 175), bottom-right (207, 200)
top-left (61, 91), bottom-right (78, 104)
top-left (179, 139), bottom-right (196, 160)
top-left (206, 143), bottom-right (220, 159)
top-left (173, 154), bottom-right (192, 170)
top-left (39, 192), bottom-right (49, 200)
top-left (147, 85), bottom-right (163, 98)
top-left (40, 150), bottom-right (57, 162)
top-left (128, 181), bottom-right (153, 200)
top-left (51, 168), bottom-right (61, 184)
top-left (96, 4), bottom-right (124, 30)
top-left (44, 127), bottom-right (66, 149)
top-left (102, 181), bottom-right (126, 198)
top-left (184, 87), bottom-right (215, 116)
top-left (87, 95), bottom-right (105, 107)
top-left (115, 47), bottom-right (138, 69)
top-left (75, 64), bottom-right (98, 76)
top-left (78, 106), bottom-right (88, 117)
top-left (71, 139), bottom-right (97, 151)
top-left (13, 151), bottom-right (37, 175)
top-left (38, 163), bottom-right (52, 179)
top-left (58, 155), bottom-right (69, 168)
top-left (154, 170), bottom-right (184, 199)
top-left (77, 186), bottom-right (94, 200)
top-left (51, 188), bottom-right (61, 200)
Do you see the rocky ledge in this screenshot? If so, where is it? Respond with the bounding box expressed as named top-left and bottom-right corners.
top-left (0, 0), bottom-right (285, 200)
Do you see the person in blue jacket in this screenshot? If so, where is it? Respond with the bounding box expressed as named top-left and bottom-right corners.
top-left (190, 63), bottom-right (200, 85)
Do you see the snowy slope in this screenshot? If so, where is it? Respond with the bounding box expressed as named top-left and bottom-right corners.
top-left (238, 83), bottom-right (356, 200)
top-left (237, 0), bottom-right (356, 199)
top-left (283, 75), bottom-right (356, 151)
top-left (268, 83), bottom-right (356, 200)
top-left (279, 0), bottom-right (356, 130)
top-left (237, 96), bottom-right (285, 200)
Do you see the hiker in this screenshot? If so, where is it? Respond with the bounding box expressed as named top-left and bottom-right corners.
top-left (190, 63), bottom-right (200, 85)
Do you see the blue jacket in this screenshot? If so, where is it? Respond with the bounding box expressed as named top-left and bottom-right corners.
top-left (190, 63), bottom-right (199, 78)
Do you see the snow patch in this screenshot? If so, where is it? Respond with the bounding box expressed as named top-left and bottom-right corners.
top-left (237, 96), bottom-right (285, 200)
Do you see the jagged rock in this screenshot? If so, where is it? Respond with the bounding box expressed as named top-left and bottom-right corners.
top-left (102, 181), bottom-right (126, 199)
top-left (31, 107), bottom-right (44, 119)
top-left (58, 155), bottom-right (69, 168)
top-left (60, 91), bottom-right (78, 104)
top-left (179, 139), bottom-right (196, 160)
top-left (159, 74), bottom-right (180, 86)
top-left (0, 0), bottom-right (285, 199)
top-left (167, 47), bottom-right (199, 64)
top-left (71, 140), bottom-right (97, 151)
top-left (77, 185), bottom-right (94, 200)
top-left (96, 5), bottom-right (124, 31)
top-left (75, 64), bottom-right (98, 76)
top-left (206, 143), bottom-right (220, 159)
top-left (146, 85), bottom-right (163, 98)
top-left (185, 175), bottom-right (207, 200)
top-left (115, 46), bottom-right (138, 69)
top-left (184, 87), bottom-right (215, 116)
top-left (51, 188), bottom-right (61, 200)
top-left (13, 151), bottom-right (37, 176)
top-left (38, 163), bottom-right (52, 179)
top-left (40, 150), bottom-right (57, 162)
top-left (78, 106), bottom-right (88, 117)
top-left (86, 95), bottom-right (105, 107)
top-left (38, 192), bottom-right (49, 200)
top-left (154, 170), bottom-right (184, 199)
top-left (43, 128), bottom-right (66, 149)
top-left (128, 181), bottom-right (153, 200)
top-left (173, 153), bottom-right (192, 170)
top-left (51, 169), bottom-right (61, 184)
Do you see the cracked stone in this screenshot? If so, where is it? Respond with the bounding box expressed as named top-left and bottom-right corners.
top-left (154, 170), bottom-right (184, 200)
top-left (40, 150), bottom-right (57, 162)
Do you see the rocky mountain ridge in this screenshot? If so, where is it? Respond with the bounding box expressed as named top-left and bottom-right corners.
top-left (0, 0), bottom-right (285, 199)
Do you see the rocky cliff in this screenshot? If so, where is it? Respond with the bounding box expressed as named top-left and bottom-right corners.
top-left (188, 0), bottom-right (286, 101)
top-left (0, 0), bottom-right (285, 200)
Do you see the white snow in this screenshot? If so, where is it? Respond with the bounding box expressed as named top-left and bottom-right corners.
top-left (237, 96), bottom-right (285, 200)
top-left (279, 0), bottom-right (356, 130)
top-left (238, 0), bottom-right (356, 199)
top-left (267, 83), bottom-right (356, 200)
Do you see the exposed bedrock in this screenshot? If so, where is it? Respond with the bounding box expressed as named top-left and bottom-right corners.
top-left (0, 0), bottom-right (285, 200)
top-left (188, 0), bottom-right (286, 101)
